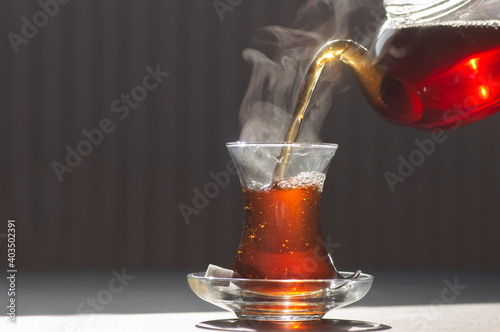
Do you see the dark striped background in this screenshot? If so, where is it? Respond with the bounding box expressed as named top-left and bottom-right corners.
top-left (0, 0), bottom-right (499, 271)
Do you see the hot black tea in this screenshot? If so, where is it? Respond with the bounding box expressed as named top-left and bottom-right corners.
top-left (233, 175), bottom-right (337, 281)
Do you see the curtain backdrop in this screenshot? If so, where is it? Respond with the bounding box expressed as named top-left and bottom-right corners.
top-left (1, 0), bottom-right (499, 270)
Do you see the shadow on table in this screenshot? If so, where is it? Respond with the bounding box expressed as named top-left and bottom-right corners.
top-left (196, 318), bottom-right (391, 331)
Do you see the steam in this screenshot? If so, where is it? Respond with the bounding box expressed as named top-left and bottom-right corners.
top-left (239, 0), bottom-right (379, 142)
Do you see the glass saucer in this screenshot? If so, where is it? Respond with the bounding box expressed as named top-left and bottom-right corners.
top-left (187, 271), bottom-right (373, 321)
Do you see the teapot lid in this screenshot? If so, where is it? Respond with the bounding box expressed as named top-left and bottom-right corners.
top-left (384, 0), bottom-right (474, 24)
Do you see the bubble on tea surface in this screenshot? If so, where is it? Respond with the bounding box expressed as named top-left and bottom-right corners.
top-left (277, 171), bottom-right (326, 192)
top-left (248, 180), bottom-right (267, 190)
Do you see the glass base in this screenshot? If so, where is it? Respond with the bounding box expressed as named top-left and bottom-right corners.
top-left (238, 313), bottom-right (324, 322)
top-left (187, 271), bottom-right (373, 322)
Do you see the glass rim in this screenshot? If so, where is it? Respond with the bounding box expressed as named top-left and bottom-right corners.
top-left (226, 141), bottom-right (338, 149)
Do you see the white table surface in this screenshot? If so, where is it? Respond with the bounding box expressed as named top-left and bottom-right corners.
top-left (2, 303), bottom-right (499, 332)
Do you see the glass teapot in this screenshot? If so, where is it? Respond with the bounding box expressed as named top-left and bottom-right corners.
top-left (292, 0), bottom-right (500, 132)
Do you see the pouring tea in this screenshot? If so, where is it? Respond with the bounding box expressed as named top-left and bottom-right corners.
top-left (273, 0), bottom-right (500, 180)
top-left (286, 0), bottom-right (500, 133)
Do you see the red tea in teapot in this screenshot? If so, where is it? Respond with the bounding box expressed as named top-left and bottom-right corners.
top-left (376, 23), bottom-right (500, 129)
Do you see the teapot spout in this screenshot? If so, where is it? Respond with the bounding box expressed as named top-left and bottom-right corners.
top-left (273, 39), bottom-right (422, 182)
top-left (301, 40), bottom-right (423, 128)
top-left (330, 40), bottom-right (422, 124)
